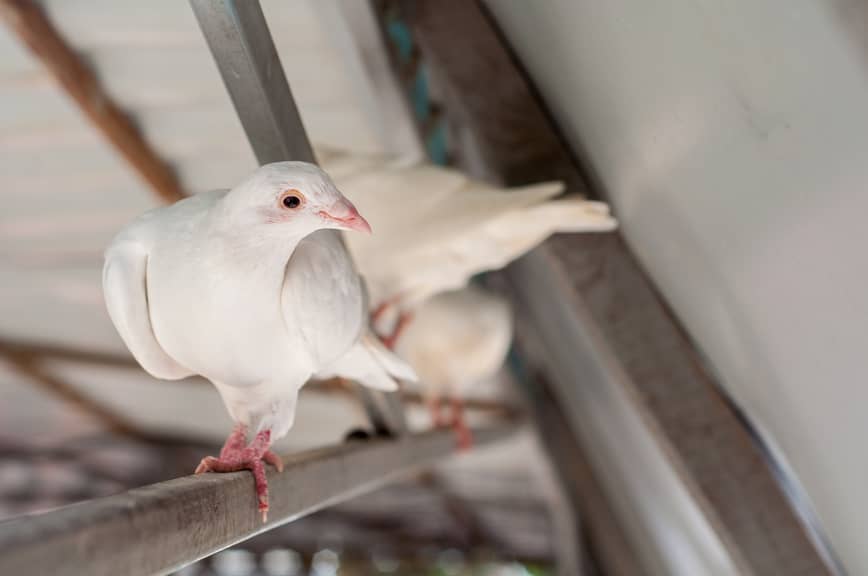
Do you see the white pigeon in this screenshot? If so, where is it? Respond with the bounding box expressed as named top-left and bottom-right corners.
top-left (392, 285), bottom-right (513, 449)
top-left (102, 162), bottom-right (416, 520)
top-left (318, 147), bottom-right (617, 346)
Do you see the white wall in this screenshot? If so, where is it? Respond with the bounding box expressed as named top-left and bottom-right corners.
top-left (487, 0), bottom-right (868, 572)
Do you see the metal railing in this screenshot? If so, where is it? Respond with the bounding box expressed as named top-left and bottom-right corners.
top-left (0, 426), bottom-right (514, 576)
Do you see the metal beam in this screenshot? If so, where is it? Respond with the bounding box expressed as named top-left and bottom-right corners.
top-left (0, 425), bottom-right (514, 576)
top-left (0, 0), bottom-right (185, 203)
top-left (396, 1), bottom-right (833, 573)
top-left (514, 360), bottom-right (644, 576)
top-left (189, 0), bottom-right (315, 165)
top-left (510, 238), bottom-right (834, 575)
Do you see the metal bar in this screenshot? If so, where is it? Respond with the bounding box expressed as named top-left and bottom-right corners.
top-left (510, 239), bottom-right (834, 575)
top-left (398, 1), bottom-right (833, 573)
top-left (514, 357), bottom-right (644, 576)
top-left (189, 0), bottom-right (314, 165)
top-left (189, 0), bottom-right (406, 436)
top-left (0, 425), bottom-right (514, 576)
top-left (0, 0), bottom-right (185, 203)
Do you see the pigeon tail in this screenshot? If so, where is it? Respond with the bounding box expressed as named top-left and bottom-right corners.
top-left (315, 332), bottom-right (417, 391)
top-left (524, 197), bottom-right (618, 233)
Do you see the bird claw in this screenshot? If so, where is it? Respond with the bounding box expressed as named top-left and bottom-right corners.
top-left (195, 456), bottom-right (218, 474)
top-left (193, 429), bottom-right (281, 523)
top-left (380, 311), bottom-right (413, 350)
top-left (258, 483), bottom-right (269, 523)
top-left (454, 419), bottom-right (474, 452)
top-left (263, 450), bottom-right (284, 472)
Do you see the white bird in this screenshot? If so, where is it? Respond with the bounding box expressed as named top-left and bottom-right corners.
top-left (319, 148), bottom-right (617, 348)
top-left (316, 149), bottom-right (615, 445)
top-left (391, 285), bottom-right (513, 449)
top-left (102, 162), bottom-right (416, 520)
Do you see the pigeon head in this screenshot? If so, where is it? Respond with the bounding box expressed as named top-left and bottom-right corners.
top-left (224, 161), bottom-right (371, 235)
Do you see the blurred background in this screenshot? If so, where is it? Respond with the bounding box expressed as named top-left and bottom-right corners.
top-left (2, 0), bottom-right (867, 575)
top-left (0, 1), bottom-right (559, 574)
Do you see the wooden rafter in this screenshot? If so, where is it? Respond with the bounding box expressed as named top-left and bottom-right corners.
top-left (0, 351), bottom-right (147, 440)
top-left (0, 0), bottom-right (185, 203)
top-left (0, 338), bottom-right (520, 418)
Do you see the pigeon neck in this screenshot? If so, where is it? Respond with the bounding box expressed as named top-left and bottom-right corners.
top-left (207, 207), bottom-right (310, 273)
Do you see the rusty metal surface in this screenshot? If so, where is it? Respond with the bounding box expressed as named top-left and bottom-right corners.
top-left (0, 425), bottom-right (514, 576)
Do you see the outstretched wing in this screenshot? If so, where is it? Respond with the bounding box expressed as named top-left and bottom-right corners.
top-left (336, 156), bottom-right (616, 305)
top-left (102, 242), bottom-right (192, 380)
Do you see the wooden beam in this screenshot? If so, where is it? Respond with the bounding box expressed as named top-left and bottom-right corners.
top-left (0, 352), bottom-right (147, 440)
top-left (0, 338), bottom-right (518, 418)
top-left (0, 0), bottom-right (185, 203)
top-left (0, 338), bottom-right (140, 369)
top-left (397, 0), bottom-right (832, 573)
top-left (0, 424), bottom-right (515, 576)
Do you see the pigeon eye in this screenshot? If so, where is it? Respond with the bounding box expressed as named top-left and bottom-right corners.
top-left (280, 191), bottom-right (304, 210)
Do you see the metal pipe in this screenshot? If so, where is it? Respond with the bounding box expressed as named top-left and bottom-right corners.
top-left (189, 0), bottom-right (315, 165)
top-left (0, 425), bottom-right (514, 576)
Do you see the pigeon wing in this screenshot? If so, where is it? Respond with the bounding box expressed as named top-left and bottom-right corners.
top-left (102, 242), bottom-right (192, 380)
top-left (281, 230), bottom-right (365, 370)
top-left (344, 167), bottom-right (615, 305)
top-left (282, 231), bottom-right (416, 390)
top-left (315, 332), bottom-right (416, 392)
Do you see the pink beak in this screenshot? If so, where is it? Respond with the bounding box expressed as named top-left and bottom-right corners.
top-left (318, 198), bottom-right (372, 234)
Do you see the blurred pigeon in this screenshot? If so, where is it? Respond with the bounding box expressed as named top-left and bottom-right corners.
top-left (319, 148), bottom-right (617, 347)
top-left (392, 285), bottom-right (513, 449)
top-left (103, 162), bottom-right (416, 520)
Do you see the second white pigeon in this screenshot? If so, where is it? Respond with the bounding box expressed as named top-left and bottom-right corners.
top-left (319, 148), bottom-right (617, 347)
top-left (102, 162), bottom-right (416, 520)
top-left (392, 285), bottom-right (513, 449)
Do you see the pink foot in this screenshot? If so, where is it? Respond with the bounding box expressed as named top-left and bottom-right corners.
top-left (381, 311), bottom-right (414, 350)
top-left (370, 300), bottom-right (393, 324)
top-left (429, 395), bottom-right (473, 451)
top-left (370, 299), bottom-right (414, 350)
top-left (427, 395), bottom-right (447, 429)
top-left (195, 425), bottom-right (283, 522)
top-left (453, 415), bottom-right (473, 451)
top-left (449, 397), bottom-right (473, 452)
